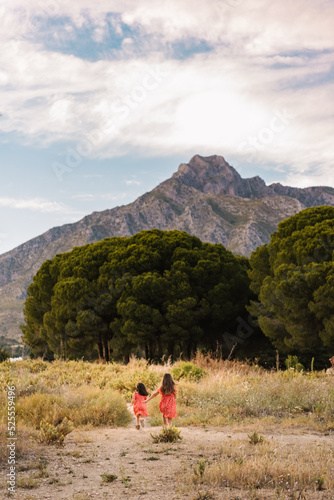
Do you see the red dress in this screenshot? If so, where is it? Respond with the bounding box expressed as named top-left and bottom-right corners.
top-left (132, 392), bottom-right (148, 417)
top-left (158, 387), bottom-right (177, 419)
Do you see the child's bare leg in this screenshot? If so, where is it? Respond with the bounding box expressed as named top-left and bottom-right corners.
top-left (162, 415), bottom-right (167, 426)
top-left (136, 415), bottom-right (140, 429)
top-left (166, 418), bottom-right (172, 427)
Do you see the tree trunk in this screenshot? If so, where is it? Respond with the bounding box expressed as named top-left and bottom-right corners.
top-left (97, 336), bottom-right (104, 361)
top-left (167, 342), bottom-right (174, 360)
top-left (157, 338), bottom-right (162, 359)
top-left (102, 333), bottom-right (110, 363)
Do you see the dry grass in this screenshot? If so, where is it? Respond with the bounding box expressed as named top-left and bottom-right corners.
top-left (180, 435), bottom-right (334, 497)
top-left (16, 387), bottom-right (131, 428)
top-left (1, 354), bottom-right (333, 433)
top-left (0, 423), bottom-right (40, 467)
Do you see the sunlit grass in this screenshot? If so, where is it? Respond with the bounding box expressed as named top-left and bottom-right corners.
top-left (0, 353), bottom-right (333, 432)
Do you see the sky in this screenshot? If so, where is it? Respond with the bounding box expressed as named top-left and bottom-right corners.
top-left (0, 0), bottom-right (334, 255)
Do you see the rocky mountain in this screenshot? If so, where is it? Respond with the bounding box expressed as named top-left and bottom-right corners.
top-left (1, 154), bottom-right (334, 340)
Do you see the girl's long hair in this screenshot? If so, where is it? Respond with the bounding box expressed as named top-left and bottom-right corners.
top-left (161, 373), bottom-right (176, 395)
top-left (136, 382), bottom-right (148, 396)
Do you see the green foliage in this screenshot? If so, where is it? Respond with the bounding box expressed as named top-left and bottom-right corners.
top-left (110, 368), bottom-right (160, 401)
top-left (193, 458), bottom-right (207, 478)
top-left (248, 207), bottom-right (334, 365)
top-left (39, 417), bottom-right (73, 446)
top-left (0, 346), bottom-right (10, 362)
top-left (21, 230), bottom-right (251, 361)
top-left (171, 361), bottom-right (207, 381)
top-left (121, 475), bottom-right (131, 487)
top-left (285, 355), bottom-right (304, 372)
top-left (0, 336), bottom-right (26, 358)
top-left (150, 426), bottom-right (183, 443)
top-left (101, 473), bottom-right (118, 483)
top-left (315, 474), bottom-right (325, 491)
top-left (248, 431), bottom-right (265, 445)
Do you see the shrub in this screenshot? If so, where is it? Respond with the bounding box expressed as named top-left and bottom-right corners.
top-left (66, 388), bottom-right (132, 427)
top-left (150, 426), bottom-right (182, 443)
top-left (285, 355), bottom-right (304, 372)
top-left (248, 431), bottom-right (265, 445)
top-left (27, 359), bottom-right (49, 373)
top-left (171, 361), bottom-right (207, 381)
top-left (39, 417), bottom-right (73, 446)
top-left (17, 393), bottom-right (67, 428)
top-left (193, 458), bottom-right (207, 479)
top-left (101, 473), bottom-right (118, 483)
top-left (0, 346), bottom-right (10, 362)
top-left (17, 388), bottom-right (132, 428)
top-left (110, 369), bottom-right (161, 401)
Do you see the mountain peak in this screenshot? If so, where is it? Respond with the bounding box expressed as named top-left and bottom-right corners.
top-left (173, 154), bottom-right (268, 198)
top-left (173, 154), bottom-right (242, 196)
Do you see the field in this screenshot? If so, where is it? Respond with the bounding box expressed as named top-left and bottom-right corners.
top-left (0, 354), bottom-right (334, 499)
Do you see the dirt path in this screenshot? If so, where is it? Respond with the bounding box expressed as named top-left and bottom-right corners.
top-left (2, 419), bottom-right (334, 500)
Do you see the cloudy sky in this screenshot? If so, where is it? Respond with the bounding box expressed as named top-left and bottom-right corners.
top-left (0, 0), bottom-right (333, 254)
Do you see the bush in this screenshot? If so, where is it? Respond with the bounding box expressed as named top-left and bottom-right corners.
top-left (150, 426), bottom-right (182, 443)
top-left (171, 362), bottom-right (207, 381)
top-left (101, 473), bottom-right (118, 483)
top-left (39, 417), bottom-right (73, 446)
top-left (67, 388), bottom-right (132, 427)
top-left (17, 393), bottom-right (66, 428)
top-left (26, 359), bottom-right (49, 373)
top-left (285, 355), bottom-right (304, 372)
top-left (0, 346), bottom-right (10, 362)
top-left (17, 388), bottom-right (132, 428)
top-left (110, 369), bottom-right (161, 401)
top-left (248, 431), bottom-right (265, 445)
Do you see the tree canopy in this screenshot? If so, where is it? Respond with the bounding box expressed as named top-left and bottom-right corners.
top-left (248, 206), bottom-right (334, 365)
top-left (21, 230), bottom-right (251, 361)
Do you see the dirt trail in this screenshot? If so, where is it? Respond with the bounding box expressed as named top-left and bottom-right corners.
top-left (2, 419), bottom-right (334, 500)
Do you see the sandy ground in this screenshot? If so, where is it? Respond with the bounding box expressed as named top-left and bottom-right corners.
top-left (1, 413), bottom-right (334, 500)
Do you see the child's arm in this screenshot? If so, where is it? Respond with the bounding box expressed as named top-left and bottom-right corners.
top-left (145, 390), bottom-right (159, 403)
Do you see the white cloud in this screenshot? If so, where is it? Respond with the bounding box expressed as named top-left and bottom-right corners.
top-left (125, 179), bottom-right (141, 186)
top-left (1, 0), bottom-right (334, 185)
top-left (71, 193), bottom-right (95, 201)
top-left (0, 196), bottom-right (83, 215)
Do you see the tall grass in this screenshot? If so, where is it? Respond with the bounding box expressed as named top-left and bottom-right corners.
top-left (186, 438), bottom-right (334, 494)
top-left (17, 387), bottom-right (131, 428)
top-left (0, 354), bottom-right (333, 431)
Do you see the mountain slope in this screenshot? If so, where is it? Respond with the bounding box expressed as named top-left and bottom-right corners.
top-left (1, 154), bottom-right (334, 339)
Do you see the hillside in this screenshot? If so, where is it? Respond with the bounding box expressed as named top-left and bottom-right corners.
top-left (1, 154), bottom-right (334, 340)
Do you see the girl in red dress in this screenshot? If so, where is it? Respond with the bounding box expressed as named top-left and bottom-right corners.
top-left (132, 382), bottom-right (148, 430)
top-left (146, 373), bottom-right (177, 427)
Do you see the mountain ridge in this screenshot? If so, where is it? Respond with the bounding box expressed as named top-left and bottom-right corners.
top-left (1, 154), bottom-right (334, 339)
